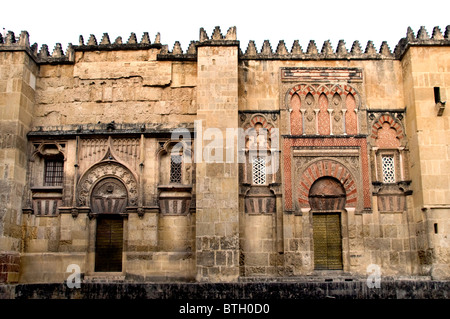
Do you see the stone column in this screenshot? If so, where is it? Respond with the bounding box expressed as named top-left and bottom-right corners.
top-left (354, 108), bottom-right (359, 134)
top-left (342, 109), bottom-right (347, 135)
top-left (314, 109), bottom-right (320, 135)
top-left (327, 109), bottom-right (334, 135)
top-left (300, 109), bottom-right (306, 135)
top-left (195, 27), bottom-right (240, 282)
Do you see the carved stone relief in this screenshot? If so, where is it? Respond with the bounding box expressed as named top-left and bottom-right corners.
top-left (90, 177), bottom-right (128, 214)
top-left (77, 162), bottom-right (138, 208)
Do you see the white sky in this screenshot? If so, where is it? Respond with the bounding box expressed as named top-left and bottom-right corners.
top-left (2, 0), bottom-right (449, 54)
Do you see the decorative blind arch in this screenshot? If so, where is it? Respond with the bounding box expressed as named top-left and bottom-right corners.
top-left (287, 84), bottom-right (361, 135)
top-left (370, 113), bottom-right (405, 146)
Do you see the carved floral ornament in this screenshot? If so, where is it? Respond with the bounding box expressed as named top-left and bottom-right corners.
top-left (77, 162), bottom-right (138, 208)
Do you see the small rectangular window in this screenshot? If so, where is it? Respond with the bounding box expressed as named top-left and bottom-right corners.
top-left (252, 157), bottom-right (266, 185)
top-left (170, 155), bottom-right (182, 184)
top-left (381, 155), bottom-right (395, 183)
top-left (44, 159), bottom-right (64, 186)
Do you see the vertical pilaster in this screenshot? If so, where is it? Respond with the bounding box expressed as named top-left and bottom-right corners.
top-left (0, 34), bottom-right (38, 283)
top-left (195, 27), bottom-right (240, 282)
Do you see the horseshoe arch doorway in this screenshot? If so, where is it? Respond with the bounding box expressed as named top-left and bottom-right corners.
top-left (309, 177), bottom-right (345, 271)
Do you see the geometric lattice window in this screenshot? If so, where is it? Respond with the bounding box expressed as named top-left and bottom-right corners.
top-left (382, 155), bottom-right (395, 183)
top-left (44, 159), bottom-right (64, 186)
top-left (252, 157), bottom-right (266, 185)
top-left (170, 155), bottom-right (182, 184)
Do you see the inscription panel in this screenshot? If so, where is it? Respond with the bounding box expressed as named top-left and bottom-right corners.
top-left (281, 67), bottom-right (363, 83)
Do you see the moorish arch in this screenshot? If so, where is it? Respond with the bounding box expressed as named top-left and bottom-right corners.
top-left (77, 161), bottom-right (138, 210)
top-left (90, 177), bottom-right (128, 215)
top-left (309, 176), bottom-right (346, 211)
top-left (298, 159), bottom-right (357, 209)
top-left (242, 113), bottom-right (278, 150)
top-left (308, 176), bottom-right (347, 271)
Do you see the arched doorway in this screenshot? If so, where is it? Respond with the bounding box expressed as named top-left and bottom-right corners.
top-left (309, 177), bottom-right (345, 270)
top-left (91, 178), bottom-right (127, 272)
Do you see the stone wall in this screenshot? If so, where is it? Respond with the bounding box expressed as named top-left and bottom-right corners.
top-left (195, 28), bottom-right (240, 282)
top-left (0, 26), bottom-right (449, 285)
top-left (0, 42), bottom-right (38, 283)
top-left (2, 280), bottom-right (449, 299)
top-left (401, 44), bottom-right (450, 280)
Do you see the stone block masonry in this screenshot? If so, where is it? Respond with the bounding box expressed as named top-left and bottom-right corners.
top-left (0, 25), bottom-right (449, 288)
top-left (195, 27), bottom-right (240, 282)
top-left (0, 252), bottom-right (20, 283)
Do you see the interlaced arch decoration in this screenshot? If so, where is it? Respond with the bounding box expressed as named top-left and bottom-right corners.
top-left (287, 83), bottom-right (361, 109)
top-left (286, 84), bottom-right (362, 136)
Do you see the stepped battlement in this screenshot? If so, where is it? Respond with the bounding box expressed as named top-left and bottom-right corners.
top-left (0, 25), bottom-right (449, 63)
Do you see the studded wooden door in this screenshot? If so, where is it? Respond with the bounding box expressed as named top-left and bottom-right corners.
top-left (95, 216), bottom-right (123, 272)
top-left (313, 213), bottom-right (343, 270)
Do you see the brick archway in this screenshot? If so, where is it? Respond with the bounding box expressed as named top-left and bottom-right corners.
top-left (298, 159), bottom-right (357, 209)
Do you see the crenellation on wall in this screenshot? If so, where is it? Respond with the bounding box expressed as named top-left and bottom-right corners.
top-left (240, 38), bottom-right (396, 60)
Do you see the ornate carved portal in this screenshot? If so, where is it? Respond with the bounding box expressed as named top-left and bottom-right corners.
top-left (89, 177), bottom-right (127, 272)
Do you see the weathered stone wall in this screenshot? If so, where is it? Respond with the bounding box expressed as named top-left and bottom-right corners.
top-left (0, 32), bottom-right (200, 283)
top-left (0, 44), bottom-right (38, 283)
top-left (0, 26), bottom-right (449, 286)
top-left (35, 50), bottom-right (197, 127)
top-left (401, 45), bottom-right (450, 280)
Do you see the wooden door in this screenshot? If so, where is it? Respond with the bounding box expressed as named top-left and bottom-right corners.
top-left (313, 213), bottom-right (343, 270)
top-left (95, 216), bottom-right (123, 272)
